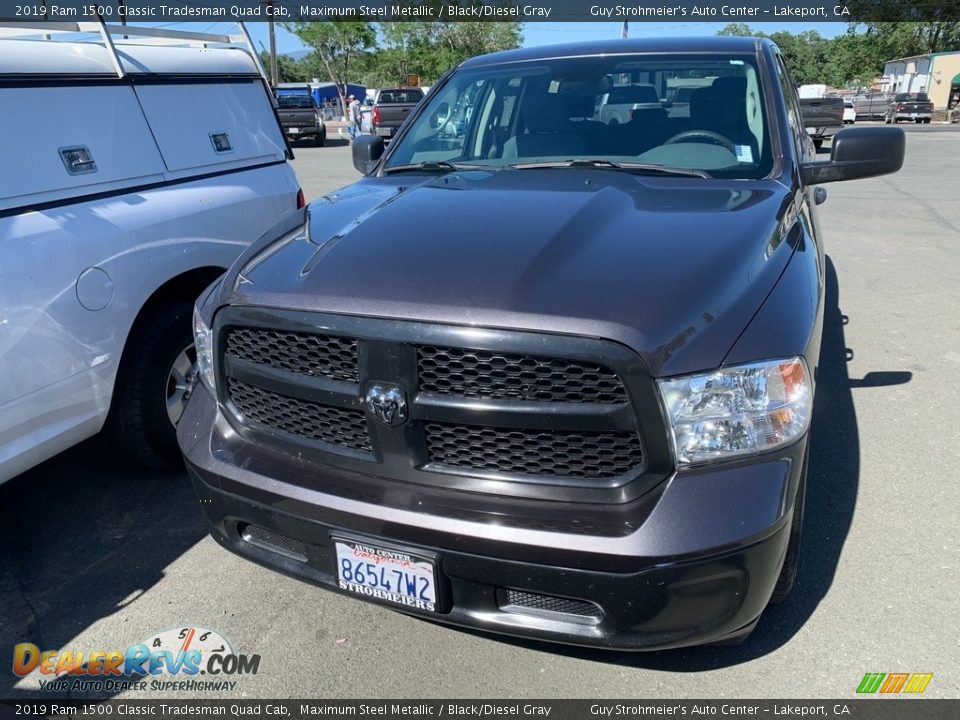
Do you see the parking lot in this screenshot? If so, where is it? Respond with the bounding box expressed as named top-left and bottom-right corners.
top-left (2, 124), bottom-right (958, 700)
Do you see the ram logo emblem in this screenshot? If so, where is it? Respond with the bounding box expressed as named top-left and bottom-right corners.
top-left (364, 384), bottom-right (408, 427)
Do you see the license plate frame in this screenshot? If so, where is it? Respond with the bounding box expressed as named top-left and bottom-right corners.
top-left (376, 127), bottom-right (392, 137)
top-left (332, 535), bottom-right (441, 613)
top-left (288, 127), bottom-right (300, 134)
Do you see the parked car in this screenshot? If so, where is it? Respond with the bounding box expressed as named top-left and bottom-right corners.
top-left (360, 96), bottom-right (375, 134)
top-left (885, 92), bottom-right (934, 124)
top-left (371, 87), bottom-right (425, 139)
top-left (854, 92), bottom-right (893, 120)
top-left (180, 36), bottom-right (904, 650)
top-left (0, 23), bottom-right (301, 485)
top-left (277, 93), bottom-right (326, 146)
top-left (798, 95), bottom-right (844, 150)
top-left (843, 99), bottom-right (856, 124)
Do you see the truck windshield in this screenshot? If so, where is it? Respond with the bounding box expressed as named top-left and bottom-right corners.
top-left (385, 54), bottom-right (772, 179)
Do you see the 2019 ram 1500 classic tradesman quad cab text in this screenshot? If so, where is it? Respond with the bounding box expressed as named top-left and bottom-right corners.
top-left (179, 37), bottom-right (904, 650)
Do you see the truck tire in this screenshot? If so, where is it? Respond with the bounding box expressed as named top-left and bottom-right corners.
top-left (108, 301), bottom-right (195, 470)
top-left (315, 129), bottom-right (326, 147)
top-left (768, 458), bottom-right (807, 605)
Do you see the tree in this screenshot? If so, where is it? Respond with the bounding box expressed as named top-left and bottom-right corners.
top-left (717, 23), bottom-right (757, 37)
top-left (373, 21), bottom-right (523, 84)
top-left (284, 21), bottom-right (376, 118)
top-left (258, 52), bottom-right (304, 84)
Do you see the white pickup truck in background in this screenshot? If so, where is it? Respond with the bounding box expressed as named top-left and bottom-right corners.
top-left (0, 22), bottom-right (302, 484)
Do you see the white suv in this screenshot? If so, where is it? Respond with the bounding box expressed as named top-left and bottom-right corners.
top-left (0, 23), bottom-right (301, 483)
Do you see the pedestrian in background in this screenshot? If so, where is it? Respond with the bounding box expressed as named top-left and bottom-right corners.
top-left (348, 95), bottom-right (362, 140)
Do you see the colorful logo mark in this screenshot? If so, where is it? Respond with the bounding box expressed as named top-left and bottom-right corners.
top-left (857, 672), bottom-right (933, 694)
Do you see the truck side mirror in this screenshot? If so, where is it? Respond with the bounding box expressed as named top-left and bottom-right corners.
top-left (800, 127), bottom-right (905, 185)
top-left (352, 135), bottom-right (385, 175)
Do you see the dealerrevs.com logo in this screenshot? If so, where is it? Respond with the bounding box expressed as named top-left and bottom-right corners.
top-left (856, 672), bottom-right (933, 694)
top-left (12, 626), bottom-right (260, 693)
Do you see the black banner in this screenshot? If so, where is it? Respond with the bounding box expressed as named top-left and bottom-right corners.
top-left (0, 0), bottom-right (958, 23)
top-left (2, 700), bottom-right (960, 720)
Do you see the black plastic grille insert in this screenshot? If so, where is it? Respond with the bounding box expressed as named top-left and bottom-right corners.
top-left (424, 422), bottom-right (642, 478)
top-left (418, 346), bottom-right (627, 403)
top-left (228, 379), bottom-right (371, 452)
top-left (225, 327), bottom-right (359, 382)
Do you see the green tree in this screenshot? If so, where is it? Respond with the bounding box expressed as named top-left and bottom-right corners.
top-left (717, 23), bottom-right (757, 37)
top-left (258, 52), bottom-right (305, 84)
top-left (373, 21), bottom-right (523, 84)
top-left (283, 21), bottom-right (376, 117)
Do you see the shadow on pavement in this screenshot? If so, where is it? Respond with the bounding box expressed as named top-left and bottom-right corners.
top-left (0, 436), bottom-right (207, 698)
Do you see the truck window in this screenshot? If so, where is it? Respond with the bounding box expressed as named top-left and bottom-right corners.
top-left (385, 54), bottom-right (773, 179)
top-left (277, 96), bottom-right (315, 109)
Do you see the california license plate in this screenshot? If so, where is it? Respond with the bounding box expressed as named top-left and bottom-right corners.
top-left (376, 127), bottom-right (392, 137)
top-left (333, 538), bottom-right (437, 612)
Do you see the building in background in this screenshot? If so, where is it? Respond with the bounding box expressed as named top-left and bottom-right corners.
top-left (883, 51), bottom-right (960, 110)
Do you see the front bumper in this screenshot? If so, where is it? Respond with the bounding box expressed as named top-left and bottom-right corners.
top-left (179, 386), bottom-right (805, 651)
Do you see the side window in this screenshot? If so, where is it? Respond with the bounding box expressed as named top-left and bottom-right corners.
top-left (774, 54), bottom-right (805, 156)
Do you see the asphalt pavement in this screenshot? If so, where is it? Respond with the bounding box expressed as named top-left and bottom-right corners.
top-left (2, 124), bottom-right (958, 700)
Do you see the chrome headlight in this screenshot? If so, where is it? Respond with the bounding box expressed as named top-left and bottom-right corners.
top-left (657, 357), bottom-right (812, 466)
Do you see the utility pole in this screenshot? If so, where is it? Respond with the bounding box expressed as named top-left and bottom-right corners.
top-left (268, 0), bottom-right (278, 89)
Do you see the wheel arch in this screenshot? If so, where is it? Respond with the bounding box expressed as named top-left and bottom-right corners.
top-left (109, 266), bottom-right (226, 413)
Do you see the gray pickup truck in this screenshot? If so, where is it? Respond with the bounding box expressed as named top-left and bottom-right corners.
top-left (181, 36), bottom-right (904, 651)
top-left (885, 92), bottom-right (934, 124)
top-left (277, 94), bottom-right (326, 146)
top-left (799, 95), bottom-right (844, 150)
top-left (371, 87), bottom-right (424, 139)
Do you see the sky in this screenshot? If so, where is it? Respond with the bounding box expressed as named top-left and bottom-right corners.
top-left (242, 21), bottom-right (849, 57)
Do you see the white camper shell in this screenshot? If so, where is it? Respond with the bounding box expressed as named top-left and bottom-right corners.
top-left (0, 23), bottom-right (302, 483)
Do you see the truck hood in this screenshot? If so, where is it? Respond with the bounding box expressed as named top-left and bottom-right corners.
top-left (228, 169), bottom-right (797, 377)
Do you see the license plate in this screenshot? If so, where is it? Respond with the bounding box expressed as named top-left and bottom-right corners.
top-left (333, 538), bottom-right (437, 612)
top-left (376, 127), bottom-right (392, 137)
top-left (288, 127), bottom-right (300, 134)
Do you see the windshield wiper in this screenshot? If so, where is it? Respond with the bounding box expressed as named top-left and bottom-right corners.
top-left (507, 159), bottom-right (710, 178)
top-left (383, 161), bottom-right (488, 174)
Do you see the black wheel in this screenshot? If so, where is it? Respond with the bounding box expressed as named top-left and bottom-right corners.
top-left (923, 118), bottom-right (931, 124)
top-left (812, 138), bottom-right (823, 151)
top-left (315, 129), bottom-right (326, 147)
top-left (768, 456), bottom-right (807, 605)
top-left (108, 301), bottom-right (196, 470)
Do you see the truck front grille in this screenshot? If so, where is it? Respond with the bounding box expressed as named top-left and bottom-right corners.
top-left (227, 379), bottom-right (371, 452)
top-left (425, 422), bottom-right (642, 479)
top-left (225, 327), bottom-right (358, 382)
top-left (418, 345), bottom-right (626, 403)
top-left (216, 309), bottom-right (658, 502)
